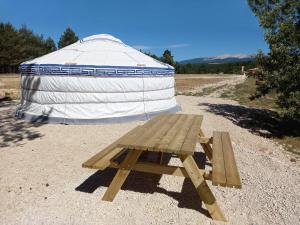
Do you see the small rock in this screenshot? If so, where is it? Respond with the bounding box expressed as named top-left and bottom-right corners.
top-left (45, 183), bottom-right (49, 187)
top-left (290, 158), bottom-right (296, 163)
top-left (44, 197), bottom-right (47, 200)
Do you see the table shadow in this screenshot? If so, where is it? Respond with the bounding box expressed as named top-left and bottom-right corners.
top-left (76, 151), bottom-right (211, 218)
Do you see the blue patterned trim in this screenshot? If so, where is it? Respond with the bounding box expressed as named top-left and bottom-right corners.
top-left (20, 64), bottom-right (174, 77)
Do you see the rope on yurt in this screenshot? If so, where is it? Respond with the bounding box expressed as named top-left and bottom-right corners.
top-left (141, 73), bottom-right (149, 120)
top-left (125, 50), bottom-right (149, 120)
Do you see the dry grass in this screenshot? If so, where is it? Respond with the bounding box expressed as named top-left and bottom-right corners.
top-left (221, 78), bottom-right (300, 155)
top-left (175, 74), bottom-right (232, 92)
top-left (0, 73), bottom-right (20, 100)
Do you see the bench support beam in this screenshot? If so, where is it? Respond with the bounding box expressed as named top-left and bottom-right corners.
top-left (109, 161), bottom-right (212, 180)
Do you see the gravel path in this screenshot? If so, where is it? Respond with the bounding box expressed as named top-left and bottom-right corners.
top-left (0, 85), bottom-right (299, 225)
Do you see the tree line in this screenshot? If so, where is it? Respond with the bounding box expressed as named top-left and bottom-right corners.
top-left (143, 49), bottom-right (254, 74)
top-left (0, 22), bottom-right (78, 73)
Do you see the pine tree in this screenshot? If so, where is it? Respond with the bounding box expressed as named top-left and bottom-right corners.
top-left (58, 27), bottom-right (79, 49)
top-left (44, 37), bottom-right (57, 52)
top-left (161, 49), bottom-right (175, 66)
top-left (248, 0), bottom-right (300, 119)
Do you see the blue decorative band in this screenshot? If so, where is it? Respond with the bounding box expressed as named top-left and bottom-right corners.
top-left (20, 64), bottom-right (174, 77)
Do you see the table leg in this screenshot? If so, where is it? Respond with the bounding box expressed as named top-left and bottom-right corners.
top-left (102, 149), bottom-right (142, 202)
top-left (199, 129), bottom-right (213, 161)
top-left (158, 152), bottom-right (164, 164)
top-left (180, 155), bottom-right (227, 221)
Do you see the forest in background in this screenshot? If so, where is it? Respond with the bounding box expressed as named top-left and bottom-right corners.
top-left (0, 21), bottom-right (255, 74)
top-left (0, 22), bottom-right (77, 73)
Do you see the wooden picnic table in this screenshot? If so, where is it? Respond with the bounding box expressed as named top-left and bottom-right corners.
top-left (82, 113), bottom-right (241, 221)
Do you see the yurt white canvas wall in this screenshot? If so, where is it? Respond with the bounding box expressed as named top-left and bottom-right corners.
top-left (16, 34), bottom-right (180, 124)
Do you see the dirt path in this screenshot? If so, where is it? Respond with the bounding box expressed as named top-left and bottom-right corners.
top-left (0, 85), bottom-right (299, 225)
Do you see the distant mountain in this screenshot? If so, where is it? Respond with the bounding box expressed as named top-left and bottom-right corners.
top-left (180, 54), bottom-right (255, 64)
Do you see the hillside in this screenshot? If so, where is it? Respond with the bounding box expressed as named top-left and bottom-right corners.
top-left (180, 54), bottom-right (255, 64)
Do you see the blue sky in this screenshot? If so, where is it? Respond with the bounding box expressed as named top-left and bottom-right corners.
top-left (0, 0), bottom-right (268, 61)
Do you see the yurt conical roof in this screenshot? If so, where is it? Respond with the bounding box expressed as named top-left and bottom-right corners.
top-left (17, 34), bottom-right (180, 124)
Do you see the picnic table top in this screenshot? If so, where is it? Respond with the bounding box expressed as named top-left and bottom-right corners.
top-left (117, 113), bottom-right (203, 155)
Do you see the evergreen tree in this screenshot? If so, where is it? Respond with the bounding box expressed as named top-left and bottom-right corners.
top-left (58, 27), bottom-right (78, 49)
top-left (0, 22), bottom-right (58, 72)
top-left (0, 22), bottom-right (20, 69)
top-left (44, 37), bottom-right (57, 52)
top-left (248, 0), bottom-right (300, 119)
top-left (161, 49), bottom-right (175, 66)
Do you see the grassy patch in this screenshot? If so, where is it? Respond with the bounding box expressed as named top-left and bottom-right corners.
top-left (221, 78), bottom-right (300, 155)
top-left (221, 78), bottom-right (279, 110)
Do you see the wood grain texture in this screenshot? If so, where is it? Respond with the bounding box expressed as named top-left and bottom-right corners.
top-left (212, 131), bottom-right (242, 188)
top-left (221, 132), bottom-right (242, 188)
top-left (118, 113), bottom-right (203, 155)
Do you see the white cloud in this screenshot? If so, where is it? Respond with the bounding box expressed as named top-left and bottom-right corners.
top-left (167, 43), bottom-right (190, 48)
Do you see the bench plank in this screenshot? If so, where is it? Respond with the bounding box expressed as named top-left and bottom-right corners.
top-left (212, 132), bottom-right (227, 186)
top-left (82, 125), bottom-right (143, 169)
top-left (212, 131), bottom-right (241, 188)
top-left (222, 132), bottom-right (242, 188)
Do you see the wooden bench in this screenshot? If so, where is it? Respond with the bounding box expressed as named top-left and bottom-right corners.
top-left (82, 125), bottom-right (143, 170)
top-left (211, 131), bottom-right (241, 188)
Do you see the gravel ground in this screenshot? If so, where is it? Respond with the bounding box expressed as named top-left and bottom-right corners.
top-left (0, 89), bottom-right (299, 225)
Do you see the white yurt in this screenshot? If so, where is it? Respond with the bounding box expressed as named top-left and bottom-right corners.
top-left (16, 34), bottom-right (180, 124)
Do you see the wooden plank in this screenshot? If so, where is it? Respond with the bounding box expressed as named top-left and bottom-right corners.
top-left (119, 113), bottom-right (170, 149)
top-left (165, 115), bottom-right (195, 153)
top-left (124, 113), bottom-right (169, 146)
top-left (179, 115), bottom-right (203, 154)
top-left (109, 161), bottom-right (212, 180)
top-left (142, 114), bottom-right (182, 151)
top-left (212, 131), bottom-right (227, 186)
top-left (102, 149), bottom-right (142, 201)
top-left (82, 125), bottom-right (143, 168)
top-left (180, 155), bottom-right (227, 221)
top-left (118, 114), bottom-right (204, 155)
top-left (221, 132), bottom-right (242, 188)
top-left (151, 114), bottom-right (189, 152)
top-left (156, 115), bottom-right (188, 151)
top-left (83, 147), bottom-right (124, 169)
